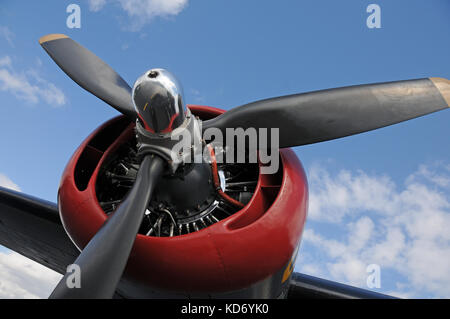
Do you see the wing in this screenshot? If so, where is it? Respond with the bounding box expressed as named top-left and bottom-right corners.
top-left (0, 186), bottom-right (79, 274)
top-left (288, 272), bottom-right (395, 299)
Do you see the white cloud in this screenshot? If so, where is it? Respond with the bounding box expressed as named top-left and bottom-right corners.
top-left (88, 0), bottom-right (107, 12)
top-left (307, 164), bottom-right (398, 223)
top-left (88, 0), bottom-right (189, 30)
top-left (0, 56), bottom-right (66, 107)
top-left (0, 250), bottom-right (61, 299)
top-left (296, 162), bottom-right (450, 298)
top-left (0, 26), bottom-right (14, 47)
top-left (0, 56), bottom-right (12, 68)
top-left (117, 0), bottom-right (187, 18)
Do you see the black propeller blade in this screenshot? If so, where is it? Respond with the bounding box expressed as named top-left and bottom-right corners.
top-left (39, 34), bottom-right (136, 120)
top-left (203, 78), bottom-right (450, 148)
top-left (49, 155), bottom-right (165, 299)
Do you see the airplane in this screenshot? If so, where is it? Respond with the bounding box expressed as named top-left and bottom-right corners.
top-left (0, 33), bottom-right (448, 299)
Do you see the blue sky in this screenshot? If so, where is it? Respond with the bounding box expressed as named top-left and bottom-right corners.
top-left (0, 0), bottom-right (449, 298)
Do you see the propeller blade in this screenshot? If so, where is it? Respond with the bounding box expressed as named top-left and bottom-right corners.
top-left (203, 78), bottom-right (450, 148)
top-left (49, 154), bottom-right (165, 299)
top-left (39, 34), bottom-right (136, 119)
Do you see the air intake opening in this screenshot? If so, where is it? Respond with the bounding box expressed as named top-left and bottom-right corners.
top-left (74, 116), bottom-right (131, 191)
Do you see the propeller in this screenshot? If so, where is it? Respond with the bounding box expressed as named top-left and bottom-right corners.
top-left (202, 78), bottom-right (450, 148)
top-left (39, 34), bottom-right (136, 120)
top-left (49, 154), bottom-right (165, 299)
top-left (39, 33), bottom-right (449, 298)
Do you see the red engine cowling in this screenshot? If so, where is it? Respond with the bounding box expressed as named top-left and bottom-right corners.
top-left (58, 105), bottom-right (308, 298)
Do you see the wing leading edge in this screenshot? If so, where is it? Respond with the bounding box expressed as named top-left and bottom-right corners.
top-left (288, 272), bottom-right (396, 299)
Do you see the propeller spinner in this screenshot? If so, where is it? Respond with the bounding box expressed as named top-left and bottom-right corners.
top-left (132, 68), bottom-right (187, 134)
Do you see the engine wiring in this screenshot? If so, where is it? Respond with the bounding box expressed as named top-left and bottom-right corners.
top-left (207, 144), bottom-right (245, 209)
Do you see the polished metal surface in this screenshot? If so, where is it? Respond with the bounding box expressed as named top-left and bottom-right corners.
top-left (132, 68), bottom-right (186, 133)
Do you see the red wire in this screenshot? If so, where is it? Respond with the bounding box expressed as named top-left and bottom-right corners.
top-left (208, 145), bottom-right (245, 209)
